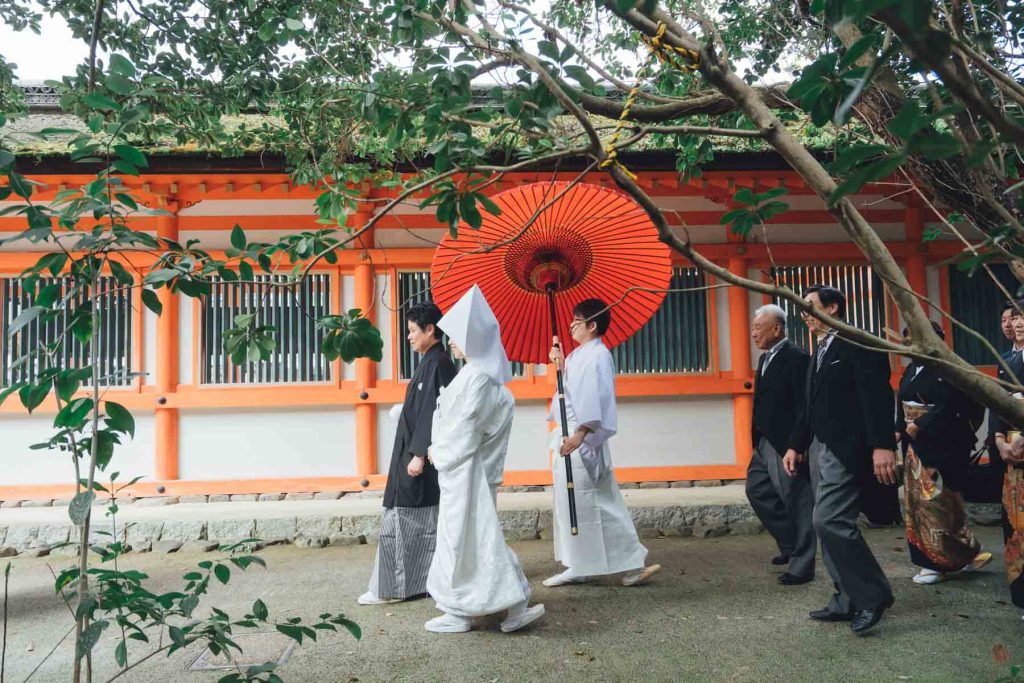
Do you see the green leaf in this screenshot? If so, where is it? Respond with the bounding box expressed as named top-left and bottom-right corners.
top-left (109, 54), bottom-right (136, 77)
top-left (69, 491), bottom-right (96, 526)
top-left (141, 289), bottom-right (163, 316)
top-left (105, 73), bottom-right (134, 96)
top-left (0, 384), bottom-right (25, 408)
top-left (8, 305), bottom-right (44, 337)
top-left (238, 261), bottom-right (254, 282)
top-left (35, 283), bottom-right (62, 308)
top-left (54, 397), bottom-right (93, 429)
top-left (115, 641), bottom-right (127, 668)
top-left (913, 133), bottom-right (961, 160)
top-left (257, 20), bottom-right (276, 42)
top-left (0, 149), bottom-right (13, 170)
top-left (77, 620), bottom-right (108, 660)
top-left (285, 17), bottom-right (304, 30)
top-left (538, 40), bottom-right (561, 63)
top-left (476, 193), bottom-right (501, 216)
top-left (235, 313), bottom-right (255, 328)
top-left (8, 171), bottom-right (33, 199)
top-left (214, 564), bottom-right (231, 585)
top-left (563, 65), bottom-right (597, 90)
top-left (886, 101), bottom-right (924, 140)
top-left (253, 599), bottom-right (269, 621)
top-left (108, 260), bottom-right (134, 286)
top-left (230, 224), bottom-right (247, 250)
top-left (82, 92), bottom-right (120, 111)
top-left (179, 594), bottom-right (199, 617)
top-left (459, 193), bottom-right (482, 230)
top-left (105, 401), bottom-right (136, 438)
top-left (20, 382), bottom-right (50, 413)
top-left (114, 144), bottom-right (148, 168)
top-left (111, 159), bottom-right (140, 176)
top-left (338, 617), bottom-right (361, 640)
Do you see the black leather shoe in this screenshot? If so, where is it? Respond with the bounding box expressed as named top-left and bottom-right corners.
top-left (771, 554), bottom-right (790, 566)
top-left (809, 607), bottom-right (852, 622)
top-left (778, 573), bottom-right (813, 586)
top-left (850, 598), bottom-right (894, 636)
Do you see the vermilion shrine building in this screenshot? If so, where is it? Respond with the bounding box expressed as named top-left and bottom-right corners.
top-left (0, 89), bottom-right (1009, 501)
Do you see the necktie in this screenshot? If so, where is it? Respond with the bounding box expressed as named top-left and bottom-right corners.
top-left (761, 348), bottom-right (776, 375)
top-left (816, 337), bottom-right (829, 370)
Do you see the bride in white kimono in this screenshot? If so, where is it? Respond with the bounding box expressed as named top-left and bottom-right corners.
top-left (424, 285), bottom-right (545, 634)
top-left (545, 297), bottom-right (661, 587)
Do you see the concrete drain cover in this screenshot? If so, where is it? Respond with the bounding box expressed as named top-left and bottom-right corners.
top-left (188, 632), bottom-right (296, 672)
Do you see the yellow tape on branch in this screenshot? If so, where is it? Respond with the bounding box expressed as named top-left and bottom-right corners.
top-left (599, 23), bottom-right (700, 180)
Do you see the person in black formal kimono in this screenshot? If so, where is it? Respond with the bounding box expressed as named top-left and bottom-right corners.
top-left (745, 304), bottom-right (815, 585)
top-left (992, 302), bottom-right (1024, 614)
top-left (359, 301), bottom-right (457, 606)
top-left (784, 285), bottom-right (896, 636)
top-left (895, 321), bottom-right (991, 585)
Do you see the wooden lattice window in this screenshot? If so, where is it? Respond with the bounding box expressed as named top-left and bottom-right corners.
top-left (612, 267), bottom-right (712, 374)
top-left (1, 276), bottom-right (132, 387)
top-left (199, 275), bottom-right (332, 384)
top-left (770, 264), bottom-right (887, 351)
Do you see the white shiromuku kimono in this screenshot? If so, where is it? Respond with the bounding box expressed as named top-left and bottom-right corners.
top-left (550, 337), bottom-right (648, 576)
top-left (426, 286), bottom-right (530, 618)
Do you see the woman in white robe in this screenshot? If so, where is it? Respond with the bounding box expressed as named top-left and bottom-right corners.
top-left (545, 298), bottom-right (661, 587)
top-left (424, 284), bottom-right (546, 634)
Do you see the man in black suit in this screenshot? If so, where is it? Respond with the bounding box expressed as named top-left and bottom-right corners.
top-left (746, 304), bottom-right (815, 585)
top-left (783, 285), bottom-right (896, 636)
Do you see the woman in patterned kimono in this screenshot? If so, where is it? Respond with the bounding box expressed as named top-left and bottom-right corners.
top-left (896, 323), bottom-right (991, 585)
top-left (996, 308), bottom-right (1024, 615)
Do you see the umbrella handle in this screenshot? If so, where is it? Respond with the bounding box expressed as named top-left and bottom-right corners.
top-left (548, 287), bottom-right (579, 536)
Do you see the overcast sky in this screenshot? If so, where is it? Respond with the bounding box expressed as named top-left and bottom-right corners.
top-left (1, 11), bottom-right (88, 82)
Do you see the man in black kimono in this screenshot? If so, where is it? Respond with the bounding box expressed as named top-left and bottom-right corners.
top-left (359, 301), bottom-right (457, 605)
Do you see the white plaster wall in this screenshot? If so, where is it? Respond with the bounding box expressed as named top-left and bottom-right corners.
top-left (178, 292), bottom-right (193, 385)
top-left (0, 413), bottom-right (156, 485)
top-left (506, 402), bottom-right (552, 471)
top-left (375, 274), bottom-right (393, 381)
top-left (716, 283), bottom-right (731, 372)
top-left (375, 399), bottom-right (552, 475)
top-left (377, 403), bottom-right (399, 476)
top-left (179, 200), bottom-right (317, 216)
top-left (753, 223), bottom-right (905, 243)
top-left (377, 229), bottom-right (445, 249)
top-left (926, 265), bottom-right (942, 311)
top-left (143, 305), bottom-right (157, 387)
top-left (613, 396), bottom-right (737, 466)
top-left (178, 407), bottom-right (358, 480)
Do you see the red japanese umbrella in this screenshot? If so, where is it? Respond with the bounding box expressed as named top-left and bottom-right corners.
top-left (430, 181), bottom-right (673, 536)
top-left (430, 181), bottom-right (673, 363)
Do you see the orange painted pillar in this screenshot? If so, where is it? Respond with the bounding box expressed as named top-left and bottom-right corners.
top-left (154, 199), bottom-right (180, 481)
top-left (728, 246), bottom-right (754, 471)
top-left (352, 197), bottom-right (378, 481)
top-left (905, 205), bottom-right (928, 297)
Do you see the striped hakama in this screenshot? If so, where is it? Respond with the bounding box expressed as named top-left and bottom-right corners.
top-left (368, 505), bottom-right (439, 600)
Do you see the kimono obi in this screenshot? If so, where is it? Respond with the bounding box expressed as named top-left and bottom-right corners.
top-left (901, 401), bottom-right (934, 424)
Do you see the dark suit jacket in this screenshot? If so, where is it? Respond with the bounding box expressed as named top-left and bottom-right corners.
top-left (895, 362), bottom-right (982, 490)
top-left (790, 334), bottom-right (896, 474)
top-left (752, 338), bottom-right (810, 457)
top-left (988, 348), bottom-right (1024, 437)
